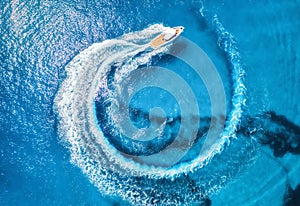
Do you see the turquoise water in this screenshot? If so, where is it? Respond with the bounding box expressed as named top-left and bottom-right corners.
top-left (1, 0), bottom-right (300, 205)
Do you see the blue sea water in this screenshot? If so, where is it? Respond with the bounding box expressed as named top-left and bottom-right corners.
top-left (1, 0), bottom-right (300, 205)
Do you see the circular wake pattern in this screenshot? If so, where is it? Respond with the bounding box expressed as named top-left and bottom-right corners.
top-left (54, 24), bottom-right (257, 205)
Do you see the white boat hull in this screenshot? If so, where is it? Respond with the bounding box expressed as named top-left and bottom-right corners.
top-left (150, 26), bottom-right (184, 49)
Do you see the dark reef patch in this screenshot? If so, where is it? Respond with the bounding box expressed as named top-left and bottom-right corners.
top-left (283, 184), bottom-right (300, 206)
top-left (239, 111), bottom-right (300, 158)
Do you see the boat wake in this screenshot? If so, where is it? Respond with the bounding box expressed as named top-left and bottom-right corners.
top-left (54, 20), bottom-right (257, 205)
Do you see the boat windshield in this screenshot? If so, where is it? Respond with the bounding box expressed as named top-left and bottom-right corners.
top-left (163, 29), bottom-right (176, 41)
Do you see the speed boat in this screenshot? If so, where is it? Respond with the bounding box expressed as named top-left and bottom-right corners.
top-left (150, 26), bottom-right (184, 49)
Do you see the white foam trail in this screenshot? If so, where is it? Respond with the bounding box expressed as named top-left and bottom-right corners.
top-left (54, 21), bottom-right (254, 205)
